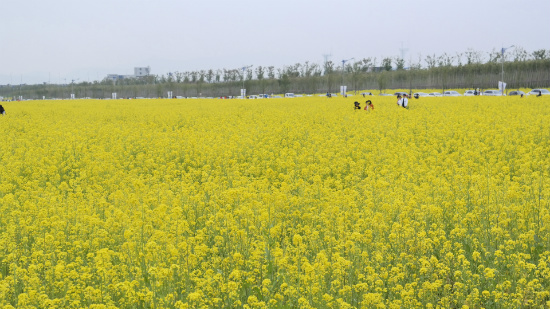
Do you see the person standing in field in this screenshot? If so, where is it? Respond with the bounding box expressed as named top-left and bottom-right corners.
top-left (0, 105), bottom-right (5, 115)
top-left (397, 95), bottom-right (408, 109)
top-left (364, 100), bottom-right (374, 111)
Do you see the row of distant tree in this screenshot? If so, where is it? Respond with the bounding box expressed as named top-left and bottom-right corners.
top-left (115, 47), bottom-right (550, 86)
top-left (1, 47), bottom-right (549, 99)
top-left (149, 47), bottom-right (550, 85)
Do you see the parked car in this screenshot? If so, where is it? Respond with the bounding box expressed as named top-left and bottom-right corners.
top-left (443, 91), bottom-right (461, 96)
top-left (413, 92), bottom-right (429, 98)
top-left (464, 90), bottom-right (476, 96)
top-left (428, 92), bottom-right (442, 97)
top-left (508, 90), bottom-right (525, 96)
top-left (361, 92), bottom-right (374, 96)
top-left (483, 90), bottom-right (503, 96)
top-left (379, 93), bottom-right (393, 96)
top-left (284, 93), bottom-right (295, 98)
top-left (527, 89), bottom-right (550, 96)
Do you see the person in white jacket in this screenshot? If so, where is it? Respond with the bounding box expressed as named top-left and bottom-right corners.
top-left (397, 95), bottom-right (408, 109)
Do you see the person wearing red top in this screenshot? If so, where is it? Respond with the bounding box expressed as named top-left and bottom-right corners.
top-left (364, 100), bottom-right (374, 111)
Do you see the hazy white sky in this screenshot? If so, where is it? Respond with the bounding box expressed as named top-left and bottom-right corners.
top-left (1, 0), bottom-right (549, 85)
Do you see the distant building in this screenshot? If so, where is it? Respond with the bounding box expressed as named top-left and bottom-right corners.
top-left (134, 67), bottom-right (151, 77)
top-left (105, 66), bottom-right (151, 82)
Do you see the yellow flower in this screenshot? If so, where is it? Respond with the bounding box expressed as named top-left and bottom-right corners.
top-left (1, 95), bottom-right (549, 308)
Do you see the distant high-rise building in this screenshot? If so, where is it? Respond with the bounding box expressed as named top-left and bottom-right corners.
top-left (134, 67), bottom-right (151, 77)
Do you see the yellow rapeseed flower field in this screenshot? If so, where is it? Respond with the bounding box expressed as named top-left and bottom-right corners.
top-left (0, 94), bottom-right (549, 308)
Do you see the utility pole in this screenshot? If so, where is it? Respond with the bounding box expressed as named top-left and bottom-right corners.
top-left (399, 42), bottom-right (409, 63)
top-left (323, 53), bottom-right (332, 65)
top-left (71, 79), bottom-right (79, 99)
top-left (240, 65), bottom-right (252, 98)
top-left (323, 53), bottom-right (332, 93)
top-left (19, 75), bottom-right (22, 101)
top-left (501, 45), bottom-right (514, 94)
top-left (341, 58), bottom-right (354, 96)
